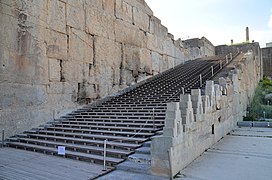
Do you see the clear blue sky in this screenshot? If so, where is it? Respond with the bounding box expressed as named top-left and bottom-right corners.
top-left (145, 0), bottom-right (272, 47)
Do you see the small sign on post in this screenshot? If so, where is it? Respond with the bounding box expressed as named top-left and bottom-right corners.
top-left (58, 146), bottom-right (66, 155)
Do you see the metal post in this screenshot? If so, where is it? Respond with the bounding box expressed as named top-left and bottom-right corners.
top-left (103, 139), bottom-right (107, 171)
top-left (220, 60), bottom-right (222, 69)
top-left (2, 130), bottom-right (4, 148)
top-left (199, 74), bottom-right (202, 87)
top-left (152, 108), bottom-right (155, 130)
top-left (226, 55), bottom-right (228, 63)
top-left (211, 66), bottom-right (214, 76)
top-left (182, 87), bottom-right (185, 95)
top-left (230, 53), bottom-right (233, 60)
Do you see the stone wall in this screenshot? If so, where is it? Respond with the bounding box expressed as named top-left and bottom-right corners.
top-left (262, 47), bottom-right (272, 77)
top-left (215, 42), bottom-right (260, 55)
top-left (183, 37), bottom-right (215, 60)
top-left (0, 1), bottom-right (214, 139)
top-left (151, 51), bottom-right (262, 177)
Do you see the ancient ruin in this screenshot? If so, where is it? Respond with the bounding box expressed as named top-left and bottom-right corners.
top-left (0, 0), bottom-right (267, 178)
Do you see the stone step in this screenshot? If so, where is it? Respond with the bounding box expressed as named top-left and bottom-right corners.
top-left (80, 112), bottom-right (166, 116)
top-left (32, 130), bottom-right (147, 144)
top-left (7, 142), bottom-right (124, 166)
top-left (13, 137), bottom-right (132, 158)
top-left (116, 161), bottom-right (151, 174)
top-left (74, 115), bottom-right (165, 120)
top-left (52, 120), bottom-right (164, 129)
top-left (45, 127), bottom-right (154, 138)
top-left (83, 109), bottom-right (166, 113)
top-left (6, 57), bottom-right (225, 167)
top-left (17, 133), bottom-right (141, 150)
top-left (61, 118), bottom-right (165, 125)
top-left (142, 141), bottom-right (151, 147)
top-left (53, 123), bottom-right (159, 133)
top-left (127, 153), bottom-right (151, 164)
top-left (135, 146), bottom-right (150, 155)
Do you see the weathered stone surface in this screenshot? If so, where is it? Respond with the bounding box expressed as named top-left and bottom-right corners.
top-left (120, 69), bottom-right (134, 85)
top-left (46, 82), bottom-right (77, 94)
top-left (48, 58), bottom-right (61, 82)
top-left (147, 33), bottom-right (164, 54)
top-left (86, 7), bottom-right (115, 40)
top-left (123, 44), bottom-right (151, 74)
top-left (48, 0), bottom-right (66, 33)
top-left (102, 0), bottom-right (115, 16)
top-left (94, 36), bottom-right (122, 97)
top-left (132, 6), bottom-right (150, 31)
top-left (115, 0), bottom-right (133, 23)
top-left (68, 28), bottom-right (93, 63)
top-left (66, 2), bottom-right (85, 30)
top-left (115, 19), bottom-right (147, 47)
top-left (46, 29), bottom-right (67, 60)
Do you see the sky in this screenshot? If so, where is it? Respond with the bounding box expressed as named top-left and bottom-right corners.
top-left (145, 0), bottom-right (272, 48)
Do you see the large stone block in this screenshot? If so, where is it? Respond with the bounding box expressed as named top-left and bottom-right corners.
top-left (48, 58), bottom-right (61, 82)
top-left (160, 55), bottom-right (169, 72)
top-left (84, 0), bottom-right (103, 9)
top-left (123, 44), bottom-right (151, 74)
top-left (46, 82), bottom-right (77, 94)
top-left (68, 28), bottom-right (93, 64)
top-left (62, 61), bottom-right (83, 83)
top-left (147, 33), bottom-right (164, 53)
top-left (48, 0), bottom-right (66, 33)
top-left (77, 82), bottom-right (98, 99)
top-left (66, 2), bottom-right (85, 30)
top-left (123, 0), bottom-right (153, 16)
top-left (151, 51), bottom-right (162, 73)
top-left (132, 6), bottom-right (150, 31)
top-left (86, 7), bottom-right (115, 40)
top-left (115, 19), bottom-right (147, 47)
top-left (120, 69), bottom-right (134, 85)
top-left (0, 83), bottom-right (46, 108)
top-left (94, 36), bottom-right (122, 96)
top-left (164, 37), bottom-right (175, 56)
top-left (46, 29), bottom-right (67, 60)
top-left (115, 0), bottom-right (133, 23)
top-left (102, 0), bottom-right (115, 16)
top-left (94, 36), bottom-right (122, 68)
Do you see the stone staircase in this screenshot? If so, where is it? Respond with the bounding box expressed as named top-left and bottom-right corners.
top-left (6, 53), bottom-right (238, 167)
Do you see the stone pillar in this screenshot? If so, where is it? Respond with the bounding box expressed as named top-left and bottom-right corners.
top-left (205, 81), bottom-right (215, 110)
top-left (180, 94), bottom-right (194, 126)
top-left (191, 89), bottom-right (203, 121)
top-left (151, 102), bottom-right (183, 177)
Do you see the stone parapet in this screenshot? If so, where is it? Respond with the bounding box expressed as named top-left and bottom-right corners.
top-left (151, 52), bottom-right (261, 178)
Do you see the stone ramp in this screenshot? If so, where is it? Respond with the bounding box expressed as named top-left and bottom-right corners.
top-left (6, 53), bottom-right (237, 169)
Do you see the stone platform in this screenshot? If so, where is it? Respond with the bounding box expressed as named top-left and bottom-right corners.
top-left (176, 127), bottom-right (272, 180)
top-left (0, 148), bottom-right (110, 180)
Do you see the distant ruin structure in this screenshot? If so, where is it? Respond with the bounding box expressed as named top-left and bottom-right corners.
top-left (246, 26), bottom-right (249, 42)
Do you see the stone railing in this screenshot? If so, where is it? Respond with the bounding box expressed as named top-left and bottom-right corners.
top-left (150, 52), bottom-right (261, 178)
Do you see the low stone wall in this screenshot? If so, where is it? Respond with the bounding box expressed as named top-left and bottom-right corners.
top-left (215, 42), bottom-right (260, 55)
top-left (183, 37), bottom-right (215, 60)
top-left (0, 0), bottom-right (215, 139)
top-left (151, 52), bottom-right (261, 177)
